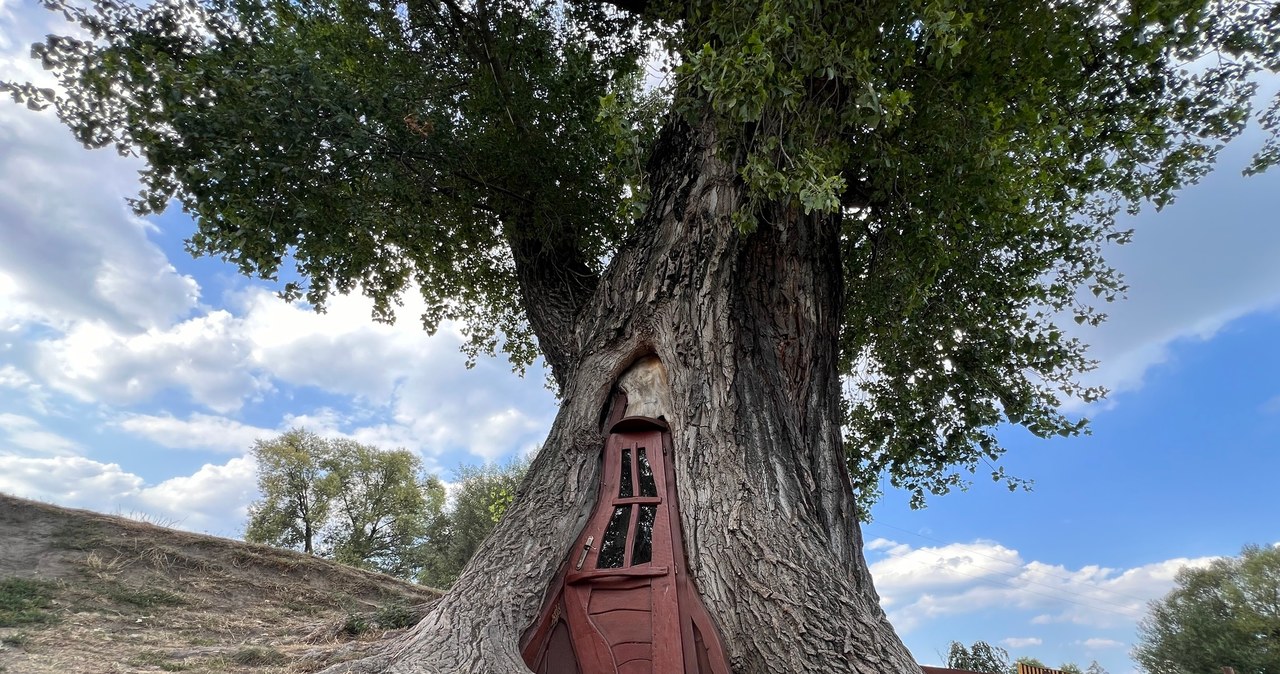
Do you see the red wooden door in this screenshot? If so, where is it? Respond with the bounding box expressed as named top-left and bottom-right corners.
top-left (521, 416), bottom-right (729, 674)
top-left (563, 424), bottom-right (681, 674)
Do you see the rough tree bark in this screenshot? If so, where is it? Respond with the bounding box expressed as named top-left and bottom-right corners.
top-left (324, 121), bottom-right (918, 673)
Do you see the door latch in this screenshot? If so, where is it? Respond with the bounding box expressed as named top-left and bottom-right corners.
top-left (575, 536), bottom-right (594, 570)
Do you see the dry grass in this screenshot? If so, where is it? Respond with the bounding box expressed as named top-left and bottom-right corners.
top-left (0, 493), bottom-right (442, 673)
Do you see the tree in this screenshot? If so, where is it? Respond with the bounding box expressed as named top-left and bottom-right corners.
top-left (1011, 657), bottom-right (1049, 674)
top-left (417, 460), bottom-right (530, 589)
top-left (322, 439), bottom-right (445, 578)
top-left (1085, 661), bottom-right (1110, 674)
top-left (947, 640), bottom-right (1011, 674)
top-left (1134, 545), bottom-right (1280, 674)
top-left (7, 0), bottom-right (1279, 669)
top-left (245, 430), bottom-right (443, 578)
top-left (245, 429), bottom-right (332, 555)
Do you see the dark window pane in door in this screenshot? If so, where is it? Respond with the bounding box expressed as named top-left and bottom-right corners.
top-left (631, 505), bottom-right (656, 565)
top-left (619, 448), bottom-right (633, 498)
top-left (597, 505), bottom-right (631, 568)
top-left (636, 448), bottom-right (657, 497)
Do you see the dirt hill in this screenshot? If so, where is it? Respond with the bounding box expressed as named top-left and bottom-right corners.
top-left (0, 493), bottom-right (443, 673)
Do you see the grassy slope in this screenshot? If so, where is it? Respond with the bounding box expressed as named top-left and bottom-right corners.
top-left (0, 493), bottom-right (443, 673)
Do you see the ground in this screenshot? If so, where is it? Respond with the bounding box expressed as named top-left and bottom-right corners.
top-left (0, 493), bottom-right (442, 673)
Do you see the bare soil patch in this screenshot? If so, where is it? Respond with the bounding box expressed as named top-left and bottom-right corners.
top-left (0, 493), bottom-right (442, 673)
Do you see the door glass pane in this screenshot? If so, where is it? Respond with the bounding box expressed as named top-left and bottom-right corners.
top-left (636, 448), bottom-right (657, 497)
top-left (597, 505), bottom-right (631, 568)
top-left (619, 448), bottom-right (634, 498)
top-left (631, 504), bottom-right (656, 565)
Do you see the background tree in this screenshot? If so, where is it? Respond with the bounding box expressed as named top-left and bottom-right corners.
top-left (8, 0), bottom-right (1279, 669)
top-left (1011, 657), bottom-right (1050, 674)
top-left (245, 429), bottom-right (331, 555)
top-left (947, 640), bottom-right (1012, 674)
top-left (1085, 661), bottom-right (1110, 674)
top-left (417, 460), bottom-right (529, 589)
top-left (322, 440), bottom-right (444, 578)
top-left (245, 430), bottom-right (444, 579)
top-left (1134, 545), bottom-right (1280, 674)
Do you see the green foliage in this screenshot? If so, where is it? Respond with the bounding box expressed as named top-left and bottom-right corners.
top-left (245, 429), bottom-right (442, 578)
top-left (1085, 661), bottom-right (1110, 674)
top-left (1134, 544), bottom-right (1280, 674)
top-left (1011, 657), bottom-right (1049, 674)
top-left (371, 601), bottom-right (418, 630)
top-left (647, 0), bottom-right (1280, 513)
top-left (323, 440), bottom-right (442, 577)
top-left (417, 459), bottom-right (529, 589)
top-left (245, 429), bottom-right (332, 554)
top-left (9, 0), bottom-right (1280, 514)
top-left (946, 640), bottom-right (1010, 674)
top-left (0, 578), bottom-right (59, 627)
top-left (6, 0), bottom-right (647, 370)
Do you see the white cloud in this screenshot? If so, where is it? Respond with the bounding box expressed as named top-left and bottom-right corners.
top-left (133, 456), bottom-right (257, 535)
top-left (0, 89), bottom-right (199, 334)
top-left (1067, 130), bottom-right (1280, 405)
top-left (114, 412), bottom-right (276, 454)
top-left (0, 454), bottom-right (255, 537)
top-left (869, 538), bottom-right (1218, 633)
top-left (1000, 637), bottom-right (1043, 648)
top-left (1077, 638), bottom-right (1125, 650)
top-left (0, 455), bottom-right (145, 508)
top-left (0, 413), bottom-right (80, 455)
top-left (35, 313), bottom-right (268, 413)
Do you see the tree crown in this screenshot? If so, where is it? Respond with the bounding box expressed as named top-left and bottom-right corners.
top-left (9, 0), bottom-right (1279, 512)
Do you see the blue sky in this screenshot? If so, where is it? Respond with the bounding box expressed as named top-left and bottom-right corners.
top-left (2, 3), bottom-right (1278, 673)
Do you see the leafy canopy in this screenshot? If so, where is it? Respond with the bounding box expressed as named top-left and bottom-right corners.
top-left (1134, 545), bottom-right (1280, 674)
top-left (946, 640), bottom-right (1011, 674)
top-left (8, 0), bottom-right (1279, 511)
top-left (416, 459), bottom-right (530, 589)
top-left (245, 429), bottom-right (444, 577)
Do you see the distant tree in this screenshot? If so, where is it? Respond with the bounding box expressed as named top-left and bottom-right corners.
top-left (322, 439), bottom-right (445, 577)
top-left (1059, 663), bottom-right (1083, 674)
top-left (245, 429), bottom-right (331, 554)
top-left (1084, 661), bottom-right (1109, 674)
top-left (1011, 656), bottom-right (1049, 674)
top-left (1134, 544), bottom-right (1280, 674)
top-left (245, 430), bottom-right (445, 578)
top-left (947, 640), bottom-right (1011, 674)
top-left (417, 460), bottom-right (529, 589)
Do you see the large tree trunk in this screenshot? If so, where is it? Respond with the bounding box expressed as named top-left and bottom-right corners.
top-left (324, 122), bottom-right (917, 673)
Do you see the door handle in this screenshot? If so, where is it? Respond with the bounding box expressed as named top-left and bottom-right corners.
top-left (575, 536), bottom-right (594, 570)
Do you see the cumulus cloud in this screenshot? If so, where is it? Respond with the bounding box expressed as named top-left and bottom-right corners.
top-left (35, 313), bottom-right (268, 412)
top-left (114, 413), bottom-right (276, 454)
top-left (0, 454), bottom-right (255, 537)
top-left (0, 413), bottom-right (80, 455)
top-left (868, 538), bottom-right (1218, 633)
top-left (0, 78), bottom-right (198, 334)
top-left (1000, 637), bottom-right (1043, 648)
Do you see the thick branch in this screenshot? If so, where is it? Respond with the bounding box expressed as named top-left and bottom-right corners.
top-left (506, 218), bottom-right (599, 387)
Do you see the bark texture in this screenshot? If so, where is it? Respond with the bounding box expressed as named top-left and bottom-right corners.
top-left (322, 121), bottom-right (917, 673)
